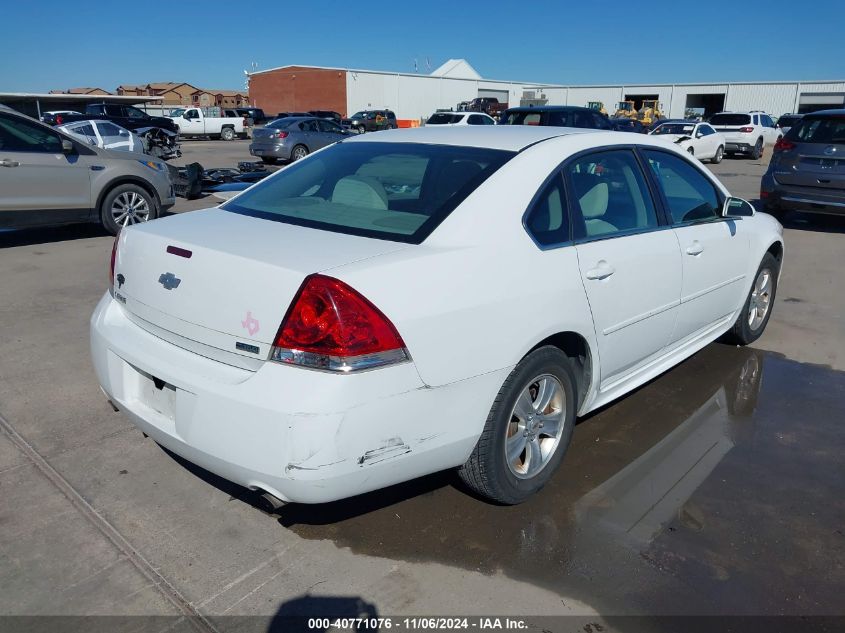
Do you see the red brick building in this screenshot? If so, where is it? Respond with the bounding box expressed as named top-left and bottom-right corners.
top-left (247, 66), bottom-right (347, 116)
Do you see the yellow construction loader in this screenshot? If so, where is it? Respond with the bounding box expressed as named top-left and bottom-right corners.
top-left (587, 101), bottom-right (607, 116)
top-left (613, 101), bottom-right (638, 119)
top-left (638, 100), bottom-right (664, 127)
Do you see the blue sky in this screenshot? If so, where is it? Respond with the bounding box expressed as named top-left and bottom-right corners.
top-left (2, 0), bottom-right (843, 92)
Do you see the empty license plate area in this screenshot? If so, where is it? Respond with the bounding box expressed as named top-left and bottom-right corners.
top-left (137, 369), bottom-right (177, 421)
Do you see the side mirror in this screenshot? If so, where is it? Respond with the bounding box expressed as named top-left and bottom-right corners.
top-left (61, 139), bottom-right (75, 155)
top-left (722, 196), bottom-right (755, 218)
top-left (119, 129), bottom-right (130, 136)
top-left (695, 131), bottom-right (704, 138)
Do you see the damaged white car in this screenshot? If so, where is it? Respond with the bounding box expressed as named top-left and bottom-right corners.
top-left (57, 119), bottom-right (144, 153)
top-left (91, 126), bottom-right (783, 506)
top-left (650, 121), bottom-right (726, 164)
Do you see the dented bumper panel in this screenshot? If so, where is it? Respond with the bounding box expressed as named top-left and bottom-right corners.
top-left (90, 294), bottom-right (502, 503)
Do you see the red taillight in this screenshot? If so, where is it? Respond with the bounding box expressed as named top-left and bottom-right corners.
top-left (55, 115), bottom-right (63, 125)
top-left (774, 138), bottom-right (796, 153)
top-left (277, 130), bottom-right (289, 139)
top-left (271, 274), bottom-right (408, 372)
top-left (739, 126), bottom-right (754, 133)
top-left (109, 234), bottom-right (119, 290)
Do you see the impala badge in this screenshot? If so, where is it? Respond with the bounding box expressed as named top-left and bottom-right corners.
top-left (158, 272), bottom-right (181, 290)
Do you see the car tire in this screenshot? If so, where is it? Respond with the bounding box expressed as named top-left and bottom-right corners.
top-left (725, 252), bottom-right (779, 346)
top-left (220, 127), bottom-right (235, 141)
top-left (260, 156), bottom-right (277, 165)
top-left (711, 145), bottom-right (724, 164)
top-left (100, 183), bottom-right (158, 235)
top-left (458, 346), bottom-right (578, 505)
top-left (687, 147), bottom-right (695, 156)
top-left (752, 138), bottom-right (763, 160)
top-left (291, 145), bottom-right (309, 161)
top-left (357, 126), bottom-right (366, 134)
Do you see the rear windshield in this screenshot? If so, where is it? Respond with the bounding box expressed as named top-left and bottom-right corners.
top-left (787, 115), bottom-right (845, 143)
top-left (709, 114), bottom-right (751, 126)
top-left (267, 118), bottom-right (296, 129)
top-left (223, 141), bottom-right (515, 243)
top-left (427, 113), bottom-right (463, 125)
top-left (778, 115), bottom-right (801, 128)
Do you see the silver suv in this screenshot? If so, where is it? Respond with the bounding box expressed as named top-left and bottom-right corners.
top-left (0, 107), bottom-right (174, 234)
top-left (709, 111), bottom-right (782, 159)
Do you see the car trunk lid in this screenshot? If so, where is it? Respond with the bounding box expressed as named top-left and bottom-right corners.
top-left (114, 208), bottom-right (409, 364)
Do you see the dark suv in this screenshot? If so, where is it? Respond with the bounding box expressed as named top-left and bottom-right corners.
top-left (499, 106), bottom-right (612, 130)
top-left (308, 110), bottom-right (343, 123)
top-left (761, 109), bottom-right (845, 220)
top-left (344, 110), bottom-right (397, 133)
top-left (53, 103), bottom-right (178, 133)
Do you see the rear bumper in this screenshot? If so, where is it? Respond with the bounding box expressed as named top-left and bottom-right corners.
top-left (248, 142), bottom-right (291, 160)
top-left (725, 141), bottom-right (754, 153)
top-left (762, 172), bottom-right (845, 216)
top-left (90, 294), bottom-right (500, 503)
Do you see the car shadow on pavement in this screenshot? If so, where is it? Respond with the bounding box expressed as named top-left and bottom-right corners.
top-left (748, 200), bottom-right (845, 234)
top-left (0, 223), bottom-right (110, 248)
top-left (159, 443), bottom-right (455, 525)
top-left (266, 595), bottom-right (379, 633)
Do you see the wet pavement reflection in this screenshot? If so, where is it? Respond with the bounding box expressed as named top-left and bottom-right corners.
top-left (279, 345), bottom-right (845, 615)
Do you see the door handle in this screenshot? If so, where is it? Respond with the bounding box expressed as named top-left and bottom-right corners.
top-left (585, 261), bottom-right (615, 280)
top-left (0, 158), bottom-right (20, 167)
top-left (685, 241), bottom-right (704, 256)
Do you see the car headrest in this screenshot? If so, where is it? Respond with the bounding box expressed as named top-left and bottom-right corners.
top-left (331, 175), bottom-right (388, 210)
top-left (579, 182), bottom-right (609, 219)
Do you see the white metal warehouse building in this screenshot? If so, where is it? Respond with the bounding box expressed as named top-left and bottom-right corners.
top-left (250, 58), bottom-right (845, 121)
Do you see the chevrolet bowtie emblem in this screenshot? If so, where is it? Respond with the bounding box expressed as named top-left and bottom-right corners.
top-left (158, 272), bottom-right (181, 290)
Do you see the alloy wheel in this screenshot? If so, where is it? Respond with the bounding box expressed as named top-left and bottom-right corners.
top-left (111, 192), bottom-right (151, 227)
top-left (504, 374), bottom-right (566, 479)
top-left (748, 268), bottom-right (773, 330)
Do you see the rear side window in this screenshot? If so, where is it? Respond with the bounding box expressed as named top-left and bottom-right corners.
top-left (223, 141), bottom-right (515, 244)
top-left (567, 150), bottom-right (658, 239)
top-left (642, 149), bottom-right (721, 224)
top-left (709, 113), bottom-right (751, 126)
top-left (788, 116), bottom-right (845, 143)
top-left (502, 111), bottom-right (542, 125)
top-left (525, 174), bottom-right (568, 246)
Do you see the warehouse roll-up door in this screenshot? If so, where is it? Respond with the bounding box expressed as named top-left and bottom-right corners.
top-left (798, 92), bottom-right (845, 113)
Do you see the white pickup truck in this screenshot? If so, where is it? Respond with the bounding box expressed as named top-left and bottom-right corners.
top-left (168, 108), bottom-right (246, 141)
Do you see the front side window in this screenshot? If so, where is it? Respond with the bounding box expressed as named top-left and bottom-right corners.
top-left (185, 109), bottom-right (199, 119)
top-left (467, 115), bottom-right (486, 125)
top-left (0, 114), bottom-right (63, 153)
top-left (642, 149), bottom-right (721, 224)
top-left (317, 119), bottom-right (342, 133)
top-left (567, 150), bottom-right (658, 239)
top-left (99, 122), bottom-right (124, 137)
top-left (223, 141), bottom-right (515, 243)
top-left (125, 106), bottom-right (147, 119)
top-left (525, 174), bottom-right (568, 246)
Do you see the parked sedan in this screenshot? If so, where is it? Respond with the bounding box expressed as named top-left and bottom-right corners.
top-left (650, 121), bottom-right (726, 163)
top-left (426, 111), bottom-right (496, 126)
top-left (92, 126), bottom-right (783, 507)
top-left (57, 119), bottom-right (145, 153)
top-left (761, 109), bottom-right (845, 220)
top-left (249, 116), bottom-right (349, 163)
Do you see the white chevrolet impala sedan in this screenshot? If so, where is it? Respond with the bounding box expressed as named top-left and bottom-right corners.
top-left (91, 126), bottom-right (784, 506)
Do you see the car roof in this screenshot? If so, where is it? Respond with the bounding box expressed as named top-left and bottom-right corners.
top-left (342, 125), bottom-right (599, 151)
top-left (801, 108), bottom-right (845, 117)
top-left (505, 105), bottom-right (595, 113)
